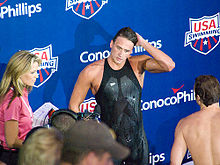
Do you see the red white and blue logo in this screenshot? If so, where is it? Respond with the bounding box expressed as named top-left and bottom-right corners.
top-left (80, 97), bottom-right (97, 113)
top-left (29, 44), bottom-right (58, 88)
top-left (184, 13), bottom-right (220, 55)
top-left (0, 0), bottom-right (7, 7)
top-left (65, 0), bottom-right (108, 19)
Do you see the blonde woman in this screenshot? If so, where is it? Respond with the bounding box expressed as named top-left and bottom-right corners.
top-left (18, 128), bottom-right (63, 165)
top-left (0, 51), bottom-right (41, 165)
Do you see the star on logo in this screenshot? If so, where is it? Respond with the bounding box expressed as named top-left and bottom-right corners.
top-left (203, 40), bottom-right (208, 45)
top-left (65, 0), bottom-right (108, 20)
top-left (85, 3), bottom-right (90, 10)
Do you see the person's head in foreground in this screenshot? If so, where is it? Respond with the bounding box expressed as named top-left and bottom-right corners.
top-left (194, 75), bottom-right (220, 107)
top-left (18, 128), bottom-right (63, 165)
top-left (61, 120), bottom-right (130, 165)
top-left (170, 75), bottom-right (220, 165)
top-left (49, 109), bottom-right (78, 134)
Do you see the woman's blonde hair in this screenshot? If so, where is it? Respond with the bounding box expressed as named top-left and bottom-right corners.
top-left (18, 128), bottom-right (63, 165)
top-left (0, 50), bottom-right (41, 105)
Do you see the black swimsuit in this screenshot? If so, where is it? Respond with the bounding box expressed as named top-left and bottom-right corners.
top-left (95, 59), bottom-right (149, 165)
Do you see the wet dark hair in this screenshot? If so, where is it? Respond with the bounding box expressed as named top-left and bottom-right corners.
top-left (194, 75), bottom-right (220, 106)
top-left (112, 27), bottom-right (138, 46)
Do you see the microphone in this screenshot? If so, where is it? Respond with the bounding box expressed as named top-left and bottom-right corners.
top-left (77, 105), bottom-right (101, 121)
top-left (93, 104), bottom-right (101, 122)
top-left (77, 109), bottom-right (90, 120)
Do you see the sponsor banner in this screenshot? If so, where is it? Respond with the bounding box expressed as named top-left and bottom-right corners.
top-left (79, 97), bottom-right (97, 112)
top-left (80, 49), bottom-right (110, 63)
top-left (30, 44), bottom-right (58, 88)
top-left (184, 13), bottom-right (220, 55)
top-left (141, 89), bottom-right (195, 111)
top-left (79, 39), bottom-right (162, 64)
top-left (0, 0), bottom-right (42, 19)
top-left (79, 86), bottom-right (195, 113)
top-left (149, 152), bottom-right (166, 165)
top-left (134, 39), bottom-right (162, 54)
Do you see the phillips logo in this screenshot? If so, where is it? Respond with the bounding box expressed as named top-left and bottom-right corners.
top-left (65, 0), bottom-right (108, 19)
top-left (141, 84), bottom-right (195, 111)
top-left (0, 0), bottom-right (42, 19)
top-left (172, 84), bottom-right (184, 94)
top-left (29, 44), bottom-right (58, 88)
top-left (0, 0), bottom-right (7, 7)
top-left (184, 13), bottom-right (220, 55)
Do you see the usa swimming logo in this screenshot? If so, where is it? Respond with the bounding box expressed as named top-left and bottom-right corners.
top-left (65, 0), bottom-right (108, 19)
top-left (184, 13), bottom-right (220, 55)
top-left (80, 97), bottom-right (97, 112)
top-left (30, 44), bottom-right (58, 88)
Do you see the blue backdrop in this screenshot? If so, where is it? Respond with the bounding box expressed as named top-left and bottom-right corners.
top-left (0, 0), bottom-right (220, 164)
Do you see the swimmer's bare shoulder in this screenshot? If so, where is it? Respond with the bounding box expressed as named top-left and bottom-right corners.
top-left (82, 59), bottom-right (104, 76)
top-left (81, 59), bottom-right (105, 94)
top-left (175, 111), bottom-right (203, 144)
top-left (78, 59), bottom-right (104, 82)
top-left (178, 112), bottom-right (198, 128)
